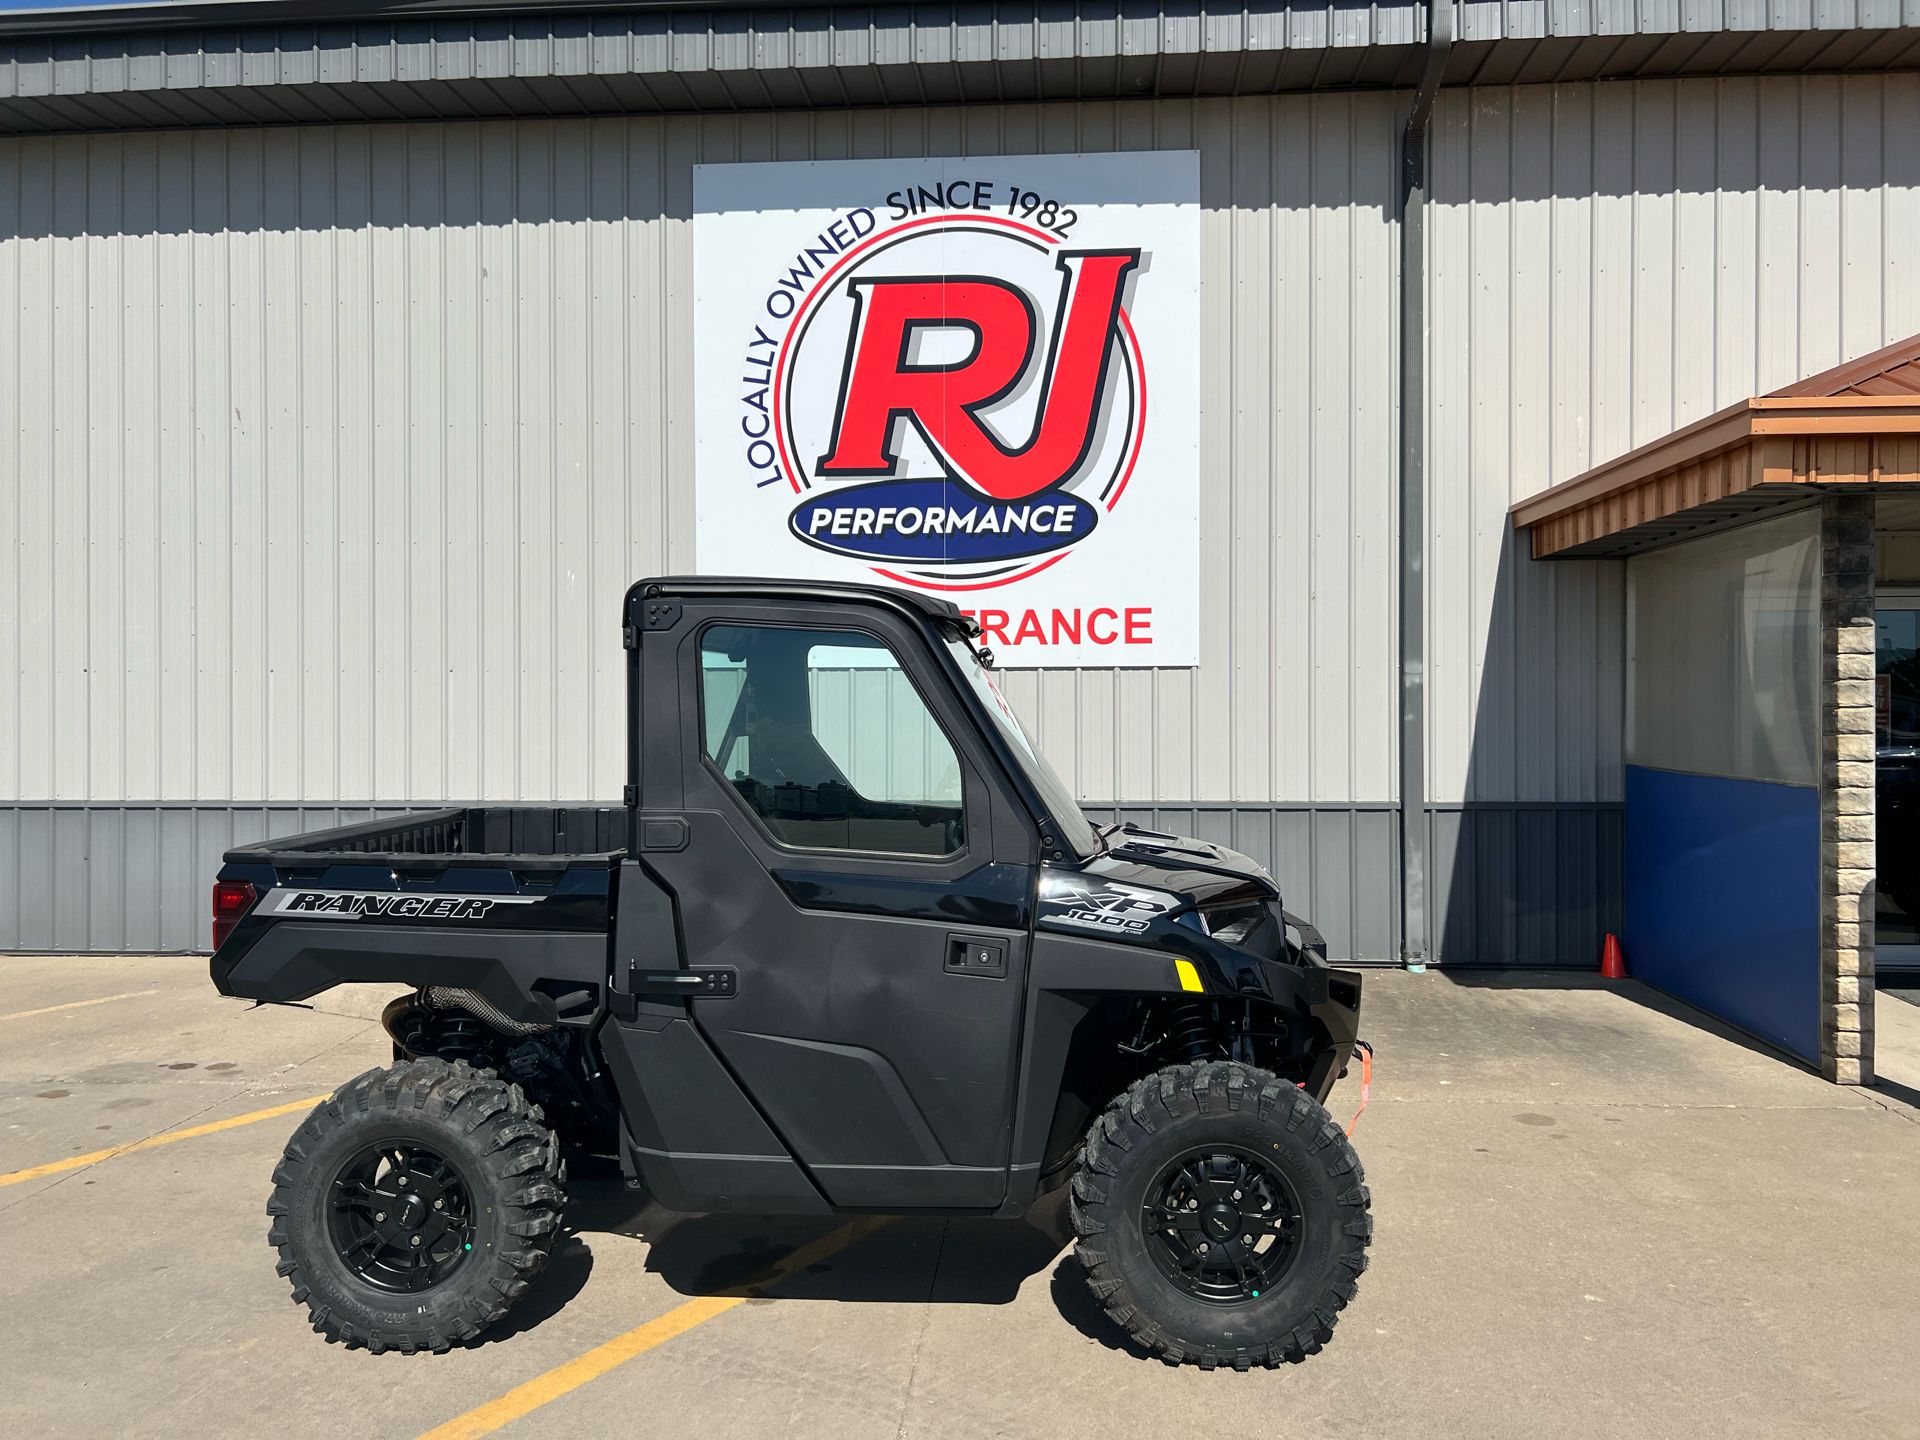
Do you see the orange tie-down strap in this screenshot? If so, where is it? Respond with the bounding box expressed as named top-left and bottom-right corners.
top-left (1346, 1041), bottom-right (1374, 1138)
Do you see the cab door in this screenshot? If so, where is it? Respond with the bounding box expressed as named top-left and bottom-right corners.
top-left (640, 597), bottom-right (1036, 1210)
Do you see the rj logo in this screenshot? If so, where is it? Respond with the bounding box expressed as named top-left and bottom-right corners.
top-left (816, 249), bottom-right (1141, 501)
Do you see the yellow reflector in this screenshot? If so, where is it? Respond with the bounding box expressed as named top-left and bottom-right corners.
top-left (1174, 958), bottom-right (1204, 993)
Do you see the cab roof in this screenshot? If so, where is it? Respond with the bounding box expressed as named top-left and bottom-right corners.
top-left (627, 576), bottom-right (977, 636)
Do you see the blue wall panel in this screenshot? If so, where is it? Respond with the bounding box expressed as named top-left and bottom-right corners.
top-left (1623, 765), bottom-right (1820, 1062)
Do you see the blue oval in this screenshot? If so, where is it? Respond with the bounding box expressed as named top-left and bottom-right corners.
top-left (789, 478), bottom-right (1097, 564)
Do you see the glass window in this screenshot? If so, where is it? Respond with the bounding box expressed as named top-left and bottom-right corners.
top-left (699, 625), bottom-right (964, 857)
top-left (1626, 509), bottom-right (1819, 787)
top-left (943, 638), bottom-right (1099, 859)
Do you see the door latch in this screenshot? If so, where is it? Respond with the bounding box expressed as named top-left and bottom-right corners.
top-left (945, 936), bottom-right (1007, 979)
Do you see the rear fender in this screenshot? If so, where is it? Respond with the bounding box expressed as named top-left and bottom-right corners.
top-left (207, 866), bottom-right (609, 1027)
top-left (212, 922), bottom-right (606, 1028)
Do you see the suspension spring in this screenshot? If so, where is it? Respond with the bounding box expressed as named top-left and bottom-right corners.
top-left (1162, 1001), bottom-right (1218, 1063)
top-left (392, 1006), bottom-right (495, 1066)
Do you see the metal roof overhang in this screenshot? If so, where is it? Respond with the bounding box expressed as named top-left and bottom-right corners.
top-left (1511, 396), bottom-right (1920, 561)
top-left (3, 1), bottom-right (1920, 133)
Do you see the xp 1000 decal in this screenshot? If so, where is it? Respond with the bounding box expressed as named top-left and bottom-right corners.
top-left (694, 154), bottom-right (1199, 668)
top-left (1037, 875), bottom-right (1179, 937)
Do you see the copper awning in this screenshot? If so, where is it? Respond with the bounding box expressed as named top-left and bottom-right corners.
top-left (1512, 335), bottom-right (1920, 560)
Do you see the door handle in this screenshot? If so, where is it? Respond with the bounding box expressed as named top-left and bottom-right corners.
top-left (628, 967), bottom-right (737, 998)
top-left (945, 936), bottom-right (1007, 979)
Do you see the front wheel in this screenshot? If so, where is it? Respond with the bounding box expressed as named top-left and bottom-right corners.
top-left (266, 1058), bottom-right (566, 1353)
top-left (1070, 1061), bottom-right (1371, 1369)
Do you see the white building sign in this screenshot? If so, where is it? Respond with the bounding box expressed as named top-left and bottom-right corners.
top-left (693, 152), bottom-right (1200, 667)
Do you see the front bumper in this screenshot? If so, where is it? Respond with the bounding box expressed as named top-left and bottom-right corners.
top-left (1276, 909), bottom-right (1362, 1102)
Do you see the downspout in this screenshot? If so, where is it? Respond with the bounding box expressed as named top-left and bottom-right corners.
top-left (1397, 0), bottom-right (1453, 966)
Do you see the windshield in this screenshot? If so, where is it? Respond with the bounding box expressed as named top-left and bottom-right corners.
top-left (944, 639), bottom-right (1100, 859)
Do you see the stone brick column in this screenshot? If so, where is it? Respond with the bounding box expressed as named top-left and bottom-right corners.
top-left (1821, 493), bottom-right (1875, 1085)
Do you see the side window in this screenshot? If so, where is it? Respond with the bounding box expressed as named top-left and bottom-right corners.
top-left (699, 624), bottom-right (964, 857)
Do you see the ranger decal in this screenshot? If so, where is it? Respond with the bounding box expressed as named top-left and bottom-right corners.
top-left (266, 889), bottom-right (540, 921)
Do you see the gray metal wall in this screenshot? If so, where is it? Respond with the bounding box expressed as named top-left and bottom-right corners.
top-left (0, 803), bottom-right (408, 953)
top-left (0, 800), bottom-right (1419, 957)
top-left (1421, 70), bottom-right (1920, 960)
top-left (5, 0), bottom-right (1916, 138)
top-left (9, 76), bottom-right (1916, 960)
top-left (0, 798), bottom-right (1623, 962)
top-left (0, 95), bottom-right (1401, 814)
top-left (1428, 71), bottom-right (1920, 812)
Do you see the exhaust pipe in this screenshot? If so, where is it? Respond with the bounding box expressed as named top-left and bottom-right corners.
top-left (381, 986), bottom-right (554, 1048)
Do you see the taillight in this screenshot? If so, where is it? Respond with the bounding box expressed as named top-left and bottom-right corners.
top-left (211, 880), bottom-right (258, 951)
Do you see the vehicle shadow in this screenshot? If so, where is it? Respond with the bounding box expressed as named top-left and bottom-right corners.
top-left (552, 1162), bottom-right (1131, 1348)
top-left (1046, 1252), bottom-right (1151, 1358)
top-left (473, 1233), bottom-right (597, 1345)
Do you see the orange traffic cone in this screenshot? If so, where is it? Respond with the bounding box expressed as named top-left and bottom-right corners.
top-left (1600, 932), bottom-right (1627, 979)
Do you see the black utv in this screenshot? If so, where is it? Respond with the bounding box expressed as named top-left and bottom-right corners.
top-left (209, 577), bottom-right (1371, 1369)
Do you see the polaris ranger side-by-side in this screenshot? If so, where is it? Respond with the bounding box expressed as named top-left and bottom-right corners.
top-left (209, 577), bottom-right (1371, 1368)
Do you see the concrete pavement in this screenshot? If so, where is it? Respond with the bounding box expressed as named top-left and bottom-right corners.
top-left (2, 956), bottom-right (1917, 1439)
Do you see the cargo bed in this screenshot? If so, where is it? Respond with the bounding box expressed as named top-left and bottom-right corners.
top-left (223, 806), bottom-right (628, 870)
top-left (211, 805), bottom-right (624, 1020)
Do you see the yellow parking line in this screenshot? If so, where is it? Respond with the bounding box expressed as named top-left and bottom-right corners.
top-left (0, 989), bottom-right (160, 1023)
top-left (417, 1215), bottom-right (894, 1440)
top-left (0, 1093), bottom-right (328, 1189)
top-left (418, 1296), bottom-right (744, 1440)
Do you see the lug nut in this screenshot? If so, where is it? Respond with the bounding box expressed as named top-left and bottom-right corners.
top-left (1231, 1190), bottom-right (1242, 1201)
top-left (433, 1198), bottom-right (444, 1211)
top-left (1187, 1198), bottom-right (1199, 1210)
top-left (374, 1212), bottom-right (386, 1222)
top-left (1242, 1234), bottom-right (1254, 1245)
top-left (410, 1235), bottom-right (422, 1247)
top-left (397, 1177), bottom-right (409, 1187)
top-left (1198, 1242), bottom-right (1210, 1253)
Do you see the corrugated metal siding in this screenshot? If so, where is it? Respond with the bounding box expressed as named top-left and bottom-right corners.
top-left (0, 800), bottom-right (1407, 956)
top-left (1425, 71), bottom-right (1920, 809)
top-left (11, 1), bottom-right (1920, 139)
top-left (1457, 0), bottom-right (1920, 42)
top-left (0, 803), bottom-right (411, 952)
top-left (5, 1), bottom-right (1919, 140)
top-left (0, 798), bottom-right (1620, 962)
top-left (1425, 803), bottom-right (1623, 965)
top-left (0, 5), bottom-right (1435, 134)
top-left (0, 95), bottom-right (1403, 812)
top-left (26, 76), bottom-right (1899, 964)
top-left (1088, 804), bottom-right (1403, 964)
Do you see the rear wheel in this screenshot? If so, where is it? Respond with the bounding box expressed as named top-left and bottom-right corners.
top-left (1070, 1060), bottom-right (1371, 1369)
top-left (267, 1058), bottom-right (566, 1353)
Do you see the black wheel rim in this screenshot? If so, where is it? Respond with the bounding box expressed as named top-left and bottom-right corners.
top-left (1141, 1145), bottom-right (1304, 1305)
top-left (325, 1140), bottom-right (477, 1294)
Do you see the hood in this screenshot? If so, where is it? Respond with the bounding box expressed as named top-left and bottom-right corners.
top-left (1053, 824), bottom-right (1280, 912)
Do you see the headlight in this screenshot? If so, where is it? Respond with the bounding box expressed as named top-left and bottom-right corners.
top-left (1178, 901), bottom-right (1278, 953)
